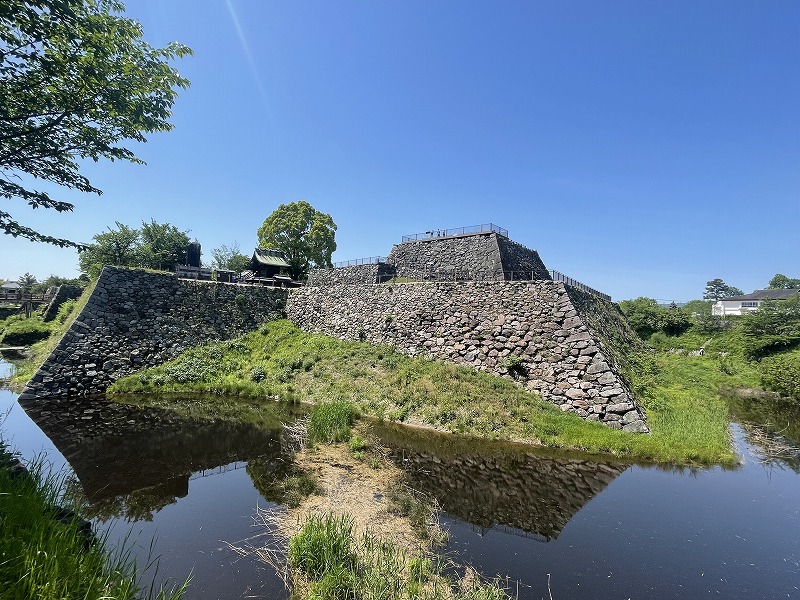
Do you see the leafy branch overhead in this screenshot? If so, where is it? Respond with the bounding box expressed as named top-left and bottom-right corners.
top-left (0, 0), bottom-right (191, 247)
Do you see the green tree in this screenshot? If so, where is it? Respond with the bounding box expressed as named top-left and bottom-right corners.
top-left (0, 0), bottom-right (191, 247)
top-left (619, 297), bottom-right (665, 339)
top-left (138, 219), bottom-right (190, 270)
top-left (211, 242), bottom-right (251, 273)
top-left (703, 278), bottom-right (744, 300)
top-left (619, 297), bottom-right (691, 340)
top-left (767, 274), bottom-right (800, 289)
top-left (16, 272), bottom-right (37, 295)
top-left (257, 201), bottom-right (337, 279)
top-left (741, 294), bottom-right (800, 359)
top-left (31, 274), bottom-right (87, 295)
top-left (78, 222), bottom-right (141, 278)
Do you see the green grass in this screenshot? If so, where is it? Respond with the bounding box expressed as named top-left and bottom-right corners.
top-left (308, 400), bottom-right (359, 445)
top-left (286, 512), bottom-right (509, 600)
top-left (0, 443), bottom-right (187, 600)
top-left (109, 320), bottom-right (756, 466)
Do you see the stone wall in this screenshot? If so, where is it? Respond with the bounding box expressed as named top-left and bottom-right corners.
top-left (306, 262), bottom-right (396, 286)
top-left (41, 285), bottom-right (84, 322)
top-left (286, 281), bottom-right (648, 431)
top-left (387, 232), bottom-right (504, 280)
top-left (496, 236), bottom-right (551, 280)
top-left (20, 267), bottom-right (287, 401)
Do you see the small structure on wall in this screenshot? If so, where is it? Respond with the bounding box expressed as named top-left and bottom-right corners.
top-left (250, 249), bottom-right (291, 278)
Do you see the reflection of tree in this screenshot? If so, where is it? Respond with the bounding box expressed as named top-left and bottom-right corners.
top-left (247, 456), bottom-right (319, 508)
top-left (66, 475), bottom-right (187, 522)
top-left (727, 393), bottom-right (800, 474)
top-left (24, 396), bottom-right (297, 521)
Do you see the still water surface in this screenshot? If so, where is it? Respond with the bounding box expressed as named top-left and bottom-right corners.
top-left (2, 359), bottom-right (799, 599)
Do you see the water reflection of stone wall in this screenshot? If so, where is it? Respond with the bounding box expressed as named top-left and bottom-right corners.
top-left (374, 422), bottom-right (627, 540)
top-left (22, 398), bottom-right (295, 519)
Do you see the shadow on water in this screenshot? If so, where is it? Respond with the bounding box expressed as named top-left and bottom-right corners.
top-left (19, 395), bottom-right (302, 521)
top-left (371, 420), bottom-right (629, 540)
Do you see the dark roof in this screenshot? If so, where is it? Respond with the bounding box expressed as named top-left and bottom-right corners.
top-left (252, 249), bottom-right (290, 268)
top-left (724, 289), bottom-right (800, 301)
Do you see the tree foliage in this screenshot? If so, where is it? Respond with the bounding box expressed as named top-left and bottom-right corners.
top-left (767, 274), bottom-right (800, 289)
top-left (16, 272), bottom-right (37, 294)
top-left (618, 297), bottom-right (692, 340)
top-left (139, 219), bottom-right (190, 270)
top-left (703, 278), bottom-right (743, 300)
top-left (0, 0), bottom-right (191, 247)
top-left (210, 241), bottom-right (250, 273)
top-left (740, 294), bottom-right (800, 359)
top-left (78, 220), bottom-right (190, 278)
top-left (256, 201), bottom-right (337, 279)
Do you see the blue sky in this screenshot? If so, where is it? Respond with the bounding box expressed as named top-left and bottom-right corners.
top-left (2, 0), bottom-right (798, 301)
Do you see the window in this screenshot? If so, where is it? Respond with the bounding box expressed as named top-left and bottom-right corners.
top-left (741, 301), bottom-right (759, 308)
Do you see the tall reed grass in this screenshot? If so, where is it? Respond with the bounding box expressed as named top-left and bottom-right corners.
top-left (0, 443), bottom-right (188, 600)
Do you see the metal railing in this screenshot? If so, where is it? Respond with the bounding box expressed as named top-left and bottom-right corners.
top-left (549, 270), bottom-right (611, 301)
top-left (401, 223), bottom-right (508, 242)
top-left (368, 267), bottom-right (611, 301)
top-left (333, 256), bottom-right (387, 268)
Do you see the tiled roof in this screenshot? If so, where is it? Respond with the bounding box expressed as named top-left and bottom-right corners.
top-left (724, 289), bottom-right (799, 301)
top-left (252, 249), bottom-right (290, 268)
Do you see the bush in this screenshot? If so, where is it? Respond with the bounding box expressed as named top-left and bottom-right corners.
top-left (0, 317), bottom-right (52, 346)
top-left (741, 295), bottom-right (800, 359)
top-left (619, 297), bottom-right (691, 339)
top-left (760, 354), bottom-right (800, 401)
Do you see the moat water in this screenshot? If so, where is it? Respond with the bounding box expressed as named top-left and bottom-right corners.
top-left (2, 359), bottom-right (800, 599)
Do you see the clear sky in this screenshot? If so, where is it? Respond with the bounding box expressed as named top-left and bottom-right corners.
top-left (2, 0), bottom-right (798, 302)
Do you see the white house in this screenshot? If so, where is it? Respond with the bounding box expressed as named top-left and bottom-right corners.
top-left (712, 289), bottom-right (799, 316)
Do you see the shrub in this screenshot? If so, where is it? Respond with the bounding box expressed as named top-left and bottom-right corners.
top-left (55, 299), bottom-right (77, 324)
top-left (760, 354), bottom-right (800, 401)
top-left (741, 295), bottom-right (800, 359)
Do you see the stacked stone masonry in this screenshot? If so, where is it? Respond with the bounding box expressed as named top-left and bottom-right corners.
top-left (20, 267), bottom-right (287, 401)
top-left (20, 265), bottom-right (649, 433)
top-left (306, 231), bottom-right (551, 286)
top-left (287, 281), bottom-right (648, 432)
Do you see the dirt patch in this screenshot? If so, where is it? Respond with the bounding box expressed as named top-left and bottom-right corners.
top-left (286, 439), bottom-right (430, 554)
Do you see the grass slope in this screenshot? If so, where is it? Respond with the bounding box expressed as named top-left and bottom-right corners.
top-left (110, 320), bottom-right (751, 465)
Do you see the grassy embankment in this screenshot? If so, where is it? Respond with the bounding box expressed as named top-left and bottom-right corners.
top-left (109, 319), bottom-right (759, 466)
top-left (0, 443), bottom-right (187, 600)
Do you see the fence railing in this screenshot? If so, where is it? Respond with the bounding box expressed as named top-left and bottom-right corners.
top-left (333, 256), bottom-right (388, 268)
top-left (364, 267), bottom-right (611, 301)
top-left (549, 270), bottom-right (611, 301)
top-left (401, 223), bottom-right (508, 242)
